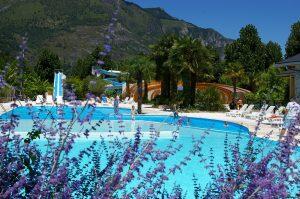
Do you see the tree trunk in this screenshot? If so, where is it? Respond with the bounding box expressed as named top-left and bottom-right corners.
top-left (190, 72), bottom-right (197, 106)
top-left (137, 71), bottom-right (143, 114)
top-left (248, 74), bottom-right (255, 92)
top-left (126, 80), bottom-right (130, 97)
top-left (233, 78), bottom-right (237, 101)
top-left (182, 70), bottom-right (190, 107)
top-left (161, 70), bottom-right (171, 99)
top-left (143, 81), bottom-right (148, 102)
top-left (170, 72), bottom-right (177, 100)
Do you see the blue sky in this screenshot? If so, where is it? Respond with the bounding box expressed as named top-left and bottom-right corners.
top-left (127, 0), bottom-right (300, 54)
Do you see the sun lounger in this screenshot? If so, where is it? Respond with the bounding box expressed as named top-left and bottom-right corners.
top-left (101, 96), bottom-right (109, 106)
top-left (262, 106), bottom-right (276, 119)
top-left (245, 104), bottom-right (268, 119)
top-left (123, 97), bottom-right (129, 104)
top-left (262, 117), bottom-right (283, 127)
top-left (35, 95), bottom-right (44, 104)
top-left (45, 95), bottom-right (54, 105)
top-left (240, 104), bottom-right (254, 117)
top-left (226, 104), bottom-right (248, 117)
top-left (56, 96), bottom-right (64, 105)
top-left (128, 97), bottom-right (135, 105)
top-left (274, 106), bottom-right (285, 117)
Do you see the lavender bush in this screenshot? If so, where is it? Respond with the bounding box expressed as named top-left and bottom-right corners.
top-left (0, 91), bottom-right (299, 198)
top-left (1, 0), bottom-right (300, 198)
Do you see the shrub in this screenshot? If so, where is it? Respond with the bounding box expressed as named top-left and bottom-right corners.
top-left (0, 86), bottom-right (14, 102)
top-left (65, 77), bottom-right (86, 99)
top-left (85, 76), bottom-right (107, 96)
top-left (65, 76), bottom-right (108, 99)
top-left (195, 87), bottom-right (225, 111)
top-left (244, 67), bottom-right (288, 106)
top-left (23, 73), bottom-right (52, 99)
top-left (104, 89), bottom-right (116, 97)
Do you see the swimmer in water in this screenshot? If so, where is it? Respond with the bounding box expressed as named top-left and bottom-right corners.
top-left (224, 121), bottom-right (229, 127)
top-left (186, 117), bottom-right (191, 125)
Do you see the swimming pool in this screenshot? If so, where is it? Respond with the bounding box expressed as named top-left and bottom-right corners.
top-left (1, 106), bottom-right (298, 197)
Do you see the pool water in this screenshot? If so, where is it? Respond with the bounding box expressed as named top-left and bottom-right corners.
top-left (0, 106), bottom-right (131, 120)
top-left (1, 106), bottom-right (298, 197)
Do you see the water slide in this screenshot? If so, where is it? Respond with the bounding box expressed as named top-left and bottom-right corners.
top-left (53, 72), bottom-right (64, 103)
top-left (127, 81), bottom-right (251, 104)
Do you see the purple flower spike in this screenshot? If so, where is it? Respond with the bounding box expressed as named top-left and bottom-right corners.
top-left (97, 60), bottom-right (105, 65)
top-left (95, 69), bottom-right (101, 75)
top-left (0, 75), bottom-right (7, 88)
top-left (104, 44), bottom-right (112, 52)
top-left (100, 51), bottom-right (107, 56)
top-left (90, 80), bottom-right (96, 85)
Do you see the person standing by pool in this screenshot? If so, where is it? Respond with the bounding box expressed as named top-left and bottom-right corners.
top-left (131, 105), bottom-right (136, 120)
top-left (237, 98), bottom-right (243, 110)
top-left (114, 95), bottom-right (120, 115)
top-left (279, 97), bottom-right (300, 140)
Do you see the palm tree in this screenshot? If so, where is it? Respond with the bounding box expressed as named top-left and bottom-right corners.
top-left (141, 60), bottom-right (155, 102)
top-left (169, 36), bottom-right (212, 107)
top-left (124, 56), bottom-right (155, 114)
top-left (117, 60), bottom-right (135, 97)
top-left (224, 62), bottom-right (245, 102)
top-left (150, 35), bottom-right (178, 100)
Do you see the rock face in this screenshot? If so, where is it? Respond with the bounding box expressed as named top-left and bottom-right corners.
top-left (0, 0), bottom-right (233, 62)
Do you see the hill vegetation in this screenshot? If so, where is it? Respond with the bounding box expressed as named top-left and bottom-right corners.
top-left (0, 0), bottom-right (232, 63)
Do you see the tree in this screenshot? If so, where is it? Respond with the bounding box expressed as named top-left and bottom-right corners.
top-left (207, 46), bottom-right (222, 83)
top-left (256, 66), bottom-right (288, 104)
top-left (141, 59), bottom-right (155, 102)
top-left (223, 62), bottom-right (245, 101)
top-left (265, 41), bottom-right (283, 67)
top-left (225, 24), bottom-right (266, 91)
top-left (169, 36), bottom-right (212, 107)
top-left (72, 46), bottom-right (114, 78)
top-left (73, 58), bottom-right (93, 79)
top-left (285, 21), bottom-right (300, 58)
top-left (124, 56), bottom-right (155, 113)
top-left (150, 35), bottom-right (178, 100)
top-left (117, 60), bottom-right (135, 98)
top-left (35, 49), bottom-right (61, 83)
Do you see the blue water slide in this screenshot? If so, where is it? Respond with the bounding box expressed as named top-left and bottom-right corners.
top-left (53, 72), bottom-right (63, 100)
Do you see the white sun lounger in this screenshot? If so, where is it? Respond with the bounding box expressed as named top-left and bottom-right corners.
top-left (240, 104), bottom-right (254, 117)
top-left (273, 106), bottom-right (285, 117)
top-left (35, 95), bottom-right (44, 104)
top-left (123, 97), bottom-right (129, 104)
top-left (245, 104), bottom-right (269, 119)
top-left (128, 97), bottom-right (135, 105)
top-left (262, 106), bottom-right (276, 119)
top-left (262, 117), bottom-right (283, 127)
top-left (56, 96), bottom-right (64, 105)
top-left (226, 104), bottom-right (248, 117)
top-left (101, 96), bottom-right (109, 106)
top-left (45, 95), bottom-right (54, 105)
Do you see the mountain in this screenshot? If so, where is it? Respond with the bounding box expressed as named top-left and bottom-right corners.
top-left (0, 0), bottom-right (233, 64)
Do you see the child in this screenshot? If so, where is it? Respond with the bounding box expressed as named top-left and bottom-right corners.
top-left (131, 105), bottom-right (136, 120)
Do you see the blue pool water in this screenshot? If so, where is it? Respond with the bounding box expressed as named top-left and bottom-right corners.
top-left (0, 106), bottom-right (131, 120)
top-left (1, 106), bottom-right (298, 197)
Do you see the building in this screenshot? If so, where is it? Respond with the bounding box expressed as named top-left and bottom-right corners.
top-left (275, 53), bottom-right (300, 99)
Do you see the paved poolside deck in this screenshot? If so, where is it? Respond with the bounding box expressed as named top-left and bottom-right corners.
top-left (0, 101), bottom-right (282, 141)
